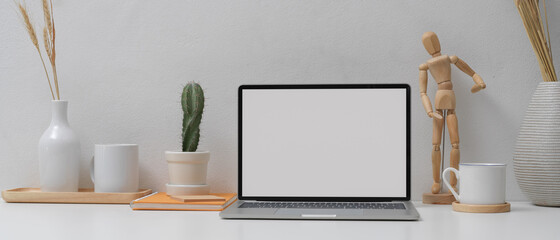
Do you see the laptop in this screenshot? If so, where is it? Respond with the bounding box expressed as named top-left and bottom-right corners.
top-left (220, 84), bottom-right (420, 220)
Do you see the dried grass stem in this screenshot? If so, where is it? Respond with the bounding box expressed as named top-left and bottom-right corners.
top-left (516, 0), bottom-right (557, 82)
top-left (16, 0), bottom-right (60, 99)
top-left (17, 3), bottom-right (55, 99)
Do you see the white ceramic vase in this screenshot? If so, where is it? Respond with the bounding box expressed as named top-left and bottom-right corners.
top-left (38, 100), bottom-right (81, 192)
top-left (165, 151), bottom-right (210, 195)
top-left (514, 82), bottom-right (560, 206)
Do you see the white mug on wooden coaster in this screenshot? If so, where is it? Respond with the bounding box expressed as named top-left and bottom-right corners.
top-left (442, 163), bottom-right (506, 205)
top-left (90, 144), bottom-right (139, 193)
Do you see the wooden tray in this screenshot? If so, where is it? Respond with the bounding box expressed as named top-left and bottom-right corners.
top-left (1, 188), bottom-right (152, 204)
top-left (452, 201), bottom-right (510, 213)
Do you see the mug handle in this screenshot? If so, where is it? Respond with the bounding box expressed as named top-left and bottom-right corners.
top-left (90, 156), bottom-right (95, 183)
top-left (442, 167), bottom-right (460, 202)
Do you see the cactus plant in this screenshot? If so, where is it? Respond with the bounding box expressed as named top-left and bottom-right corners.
top-left (181, 82), bottom-right (205, 152)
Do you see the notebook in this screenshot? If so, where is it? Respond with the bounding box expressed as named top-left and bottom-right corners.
top-left (130, 192), bottom-right (237, 211)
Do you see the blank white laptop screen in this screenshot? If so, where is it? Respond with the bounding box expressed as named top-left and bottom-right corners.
top-left (241, 87), bottom-right (407, 198)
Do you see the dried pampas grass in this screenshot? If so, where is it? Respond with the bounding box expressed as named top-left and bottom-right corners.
top-left (16, 0), bottom-right (59, 100)
top-left (515, 0), bottom-right (557, 82)
top-left (17, 2), bottom-right (55, 99)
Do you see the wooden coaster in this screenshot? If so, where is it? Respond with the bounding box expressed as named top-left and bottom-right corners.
top-left (452, 201), bottom-right (510, 213)
top-left (422, 192), bottom-right (456, 205)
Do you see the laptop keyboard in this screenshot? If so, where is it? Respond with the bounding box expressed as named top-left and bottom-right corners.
top-left (239, 202), bottom-right (405, 210)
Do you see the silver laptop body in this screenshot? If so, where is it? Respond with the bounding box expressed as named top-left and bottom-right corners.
top-left (220, 84), bottom-right (420, 220)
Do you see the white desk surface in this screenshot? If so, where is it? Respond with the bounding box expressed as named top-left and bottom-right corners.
top-left (0, 200), bottom-right (558, 240)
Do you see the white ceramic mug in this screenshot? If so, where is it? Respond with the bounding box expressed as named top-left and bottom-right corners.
top-left (90, 144), bottom-right (139, 193)
top-left (442, 163), bottom-right (506, 205)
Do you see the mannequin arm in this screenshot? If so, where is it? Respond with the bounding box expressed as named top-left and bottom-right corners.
top-left (419, 64), bottom-right (442, 119)
top-left (450, 55), bottom-right (486, 93)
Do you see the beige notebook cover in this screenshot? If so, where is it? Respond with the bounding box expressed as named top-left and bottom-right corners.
top-left (130, 192), bottom-right (237, 211)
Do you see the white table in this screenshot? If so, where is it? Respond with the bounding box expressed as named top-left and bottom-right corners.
top-left (0, 200), bottom-right (558, 240)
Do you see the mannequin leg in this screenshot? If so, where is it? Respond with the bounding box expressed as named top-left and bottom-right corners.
top-left (447, 110), bottom-right (460, 193)
top-left (431, 109), bottom-right (444, 194)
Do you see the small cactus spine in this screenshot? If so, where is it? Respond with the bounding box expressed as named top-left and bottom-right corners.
top-left (181, 82), bottom-right (204, 152)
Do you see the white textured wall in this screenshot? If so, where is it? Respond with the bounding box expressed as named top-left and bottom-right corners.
top-left (0, 0), bottom-right (553, 200)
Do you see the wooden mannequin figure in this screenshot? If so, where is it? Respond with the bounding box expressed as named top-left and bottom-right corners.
top-left (419, 32), bottom-right (486, 204)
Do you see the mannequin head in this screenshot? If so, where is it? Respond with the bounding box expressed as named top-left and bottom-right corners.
top-left (422, 31), bottom-right (441, 57)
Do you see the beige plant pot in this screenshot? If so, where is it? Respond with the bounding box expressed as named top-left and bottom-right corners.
top-left (165, 151), bottom-right (210, 195)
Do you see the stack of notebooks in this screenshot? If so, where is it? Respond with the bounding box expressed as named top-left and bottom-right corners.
top-left (130, 192), bottom-right (237, 211)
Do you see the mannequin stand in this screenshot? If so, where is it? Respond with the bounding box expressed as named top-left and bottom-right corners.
top-left (422, 193), bottom-right (456, 204)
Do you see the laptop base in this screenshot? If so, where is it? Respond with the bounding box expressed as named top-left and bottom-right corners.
top-left (220, 200), bottom-right (420, 221)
